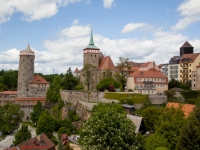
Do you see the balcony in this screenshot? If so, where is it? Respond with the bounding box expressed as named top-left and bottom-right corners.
top-left (134, 86), bottom-right (156, 90)
top-left (143, 81), bottom-right (153, 84)
top-left (182, 66), bottom-right (189, 69)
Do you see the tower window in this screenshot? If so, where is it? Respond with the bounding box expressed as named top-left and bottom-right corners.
top-left (91, 54), bottom-right (92, 57)
top-left (95, 55), bottom-right (96, 57)
top-left (27, 89), bottom-right (28, 91)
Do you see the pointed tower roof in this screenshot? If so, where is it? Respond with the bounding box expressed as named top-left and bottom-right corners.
top-left (181, 41), bottom-right (193, 48)
top-left (84, 28), bottom-right (99, 50)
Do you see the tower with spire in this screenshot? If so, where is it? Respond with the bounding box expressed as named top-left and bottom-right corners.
top-left (17, 44), bottom-right (35, 97)
top-left (83, 28), bottom-right (103, 68)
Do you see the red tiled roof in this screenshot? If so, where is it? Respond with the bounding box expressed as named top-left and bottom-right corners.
top-left (98, 56), bottom-right (115, 70)
top-left (29, 75), bottom-right (49, 84)
top-left (180, 53), bottom-right (199, 63)
top-left (166, 102), bottom-right (195, 117)
top-left (130, 67), bottom-right (139, 71)
top-left (74, 67), bottom-right (81, 73)
top-left (141, 62), bottom-right (151, 67)
top-left (0, 91), bottom-right (17, 95)
top-left (129, 68), bottom-right (168, 84)
top-left (18, 133), bottom-right (55, 150)
top-left (129, 68), bottom-right (167, 78)
top-left (181, 41), bottom-right (193, 47)
top-left (158, 64), bottom-right (162, 69)
top-left (15, 97), bottom-right (46, 101)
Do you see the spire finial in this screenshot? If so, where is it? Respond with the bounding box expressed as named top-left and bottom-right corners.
top-left (27, 43), bottom-right (30, 50)
top-left (89, 27), bottom-right (94, 45)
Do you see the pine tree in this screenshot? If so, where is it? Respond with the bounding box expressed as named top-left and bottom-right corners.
top-left (13, 124), bottom-right (31, 146)
top-left (176, 114), bottom-right (200, 150)
top-left (63, 67), bottom-right (78, 90)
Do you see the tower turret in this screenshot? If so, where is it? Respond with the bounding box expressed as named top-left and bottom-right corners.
top-left (17, 44), bottom-right (35, 97)
top-left (180, 41), bottom-right (194, 56)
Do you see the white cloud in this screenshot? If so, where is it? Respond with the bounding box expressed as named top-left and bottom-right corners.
top-left (1, 23), bottom-right (200, 74)
top-left (61, 20), bottom-right (91, 37)
top-left (0, 0), bottom-right (81, 23)
top-left (103, 0), bottom-right (114, 9)
top-left (171, 0), bottom-right (200, 30)
top-left (121, 23), bottom-right (148, 33)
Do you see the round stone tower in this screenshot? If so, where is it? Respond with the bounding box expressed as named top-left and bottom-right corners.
top-left (17, 44), bottom-right (35, 97)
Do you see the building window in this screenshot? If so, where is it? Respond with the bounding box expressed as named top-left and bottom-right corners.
top-left (38, 84), bottom-right (40, 86)
top-left (194, 79), bottom-right (196, 82)
top-left (27, 89), bottom-right (28, 91)
top-left (194, 84), bottom-right (196, 87)
top-left (194, 74), bottom-right (196, 77)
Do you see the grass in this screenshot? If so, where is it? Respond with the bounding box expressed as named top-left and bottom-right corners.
top-left (104, 92), bottom-right (147, 104)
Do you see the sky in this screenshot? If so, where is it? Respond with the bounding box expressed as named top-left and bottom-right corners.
top-left (0, 0), bottom-right (200, 74)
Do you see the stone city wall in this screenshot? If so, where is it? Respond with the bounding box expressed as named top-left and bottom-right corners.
top-left (149, 93), bottom-right (167, 104)
top-left (60, 90), bottom-right (105, 104)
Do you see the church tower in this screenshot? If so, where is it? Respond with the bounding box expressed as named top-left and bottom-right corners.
top-left (83, 29), bottom-right (102, 68)
top-left (17, 44), bottom-right (35, 97)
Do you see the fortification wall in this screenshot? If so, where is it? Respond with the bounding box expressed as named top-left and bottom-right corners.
top-left (60, 90), bottom-right (105, 104)
top-left (149, 93), bottom-right (167, 104)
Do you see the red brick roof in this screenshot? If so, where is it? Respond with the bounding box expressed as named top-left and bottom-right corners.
top-left (141, 62), bottom-right (151, 67)
top-left (29, 75), bottom-right (49, 84)
top-left (158, 64), bottom-right (162, 69)
top-left (129, 68), bottom-right (167, 78)
top-left (18, 133), bottom-right (55, 150)
top-left (0, 91), bottom-right (17, 95)
top-left (74, 67), bottom-right (81, 73)
top-left (15, 97), bottom-right (46, 101)
top-left (129, 68), bottom-right (168, 84)
top-left (180, 53), bottom-right (199, 63)
top-left (166, 102), bottom-right (195, 117)
top-left (98, 56), bottom-right (115, 70)
top-left (181, 41), bottom-right (193, 47)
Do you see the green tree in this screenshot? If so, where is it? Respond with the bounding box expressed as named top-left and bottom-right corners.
top-left (47, 75), bottom-right (62, 104)
top-left (153, 106), bottom-right (186, 150)
top-left (176, 114), bottom-right (200, 150)
top-left (79, 103), bottom-right (136, 150)
top-left (96, 78), bottom-right (121, 91)
top-left (2, 70), bottom-right (18, 90)
top-left (145, 134), bottom-right (169, 150)
top-left (36, 110), bottom-right (55, 138)
top-left (63, 67), bottom-right (78, 90)
top-left (82, 63), bottom-right (95, 91)
top-left (30, 101), bottom-right (44, 125)
top-left (0, 102), bottom-right (24, 134)
top-left (115, 57), bottom-right (131, 91)
top-left (13, 124), bottom-right (31, 146)
top-left (142, 106), bottom-right (163, 131)
top-left (168, 78), bottom-right (180, 89)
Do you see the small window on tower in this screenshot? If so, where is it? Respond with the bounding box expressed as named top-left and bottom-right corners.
top-left (95, 55), bottom-right (96, 57)
top-left (91, 54), bottom-right (92, 57)
top-left (27, 89), bottom-right (28, 91)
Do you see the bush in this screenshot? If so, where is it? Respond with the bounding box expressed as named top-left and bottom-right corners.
top-left (128, 89), bottom-right (133, 92)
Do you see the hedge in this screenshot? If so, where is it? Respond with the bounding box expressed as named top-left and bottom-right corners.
top-left (104, 92), bottom-right (147, 104)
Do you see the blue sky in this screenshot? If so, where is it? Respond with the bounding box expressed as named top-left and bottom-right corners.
top-left (0, 0), bottom-right (200, 74)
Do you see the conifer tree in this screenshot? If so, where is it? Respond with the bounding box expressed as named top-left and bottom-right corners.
top-left (13, 124), bottom-right (31, 146)
top-left (63, 67), bottom-right (78, 90)
top-left (176, 114), bottom-right (200, 150)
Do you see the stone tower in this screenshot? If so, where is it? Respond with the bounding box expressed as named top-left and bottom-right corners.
top-left (83, 29), bottom-right (103, 68)
top-left (17, 44), bottom-right (35, 97)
